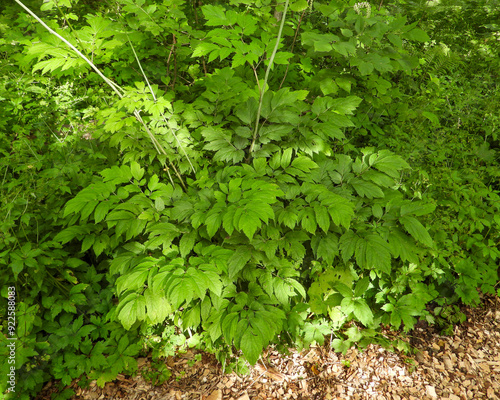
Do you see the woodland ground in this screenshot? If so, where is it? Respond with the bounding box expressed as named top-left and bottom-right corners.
top-left (35, 295), bottom-right (500, 400)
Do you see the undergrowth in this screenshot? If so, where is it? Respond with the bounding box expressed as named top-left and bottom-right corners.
top-left (0, 0), bottom-right (498, 399)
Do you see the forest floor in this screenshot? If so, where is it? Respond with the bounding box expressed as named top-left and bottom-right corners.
top-left (36, 295), bottom-right (500, 400)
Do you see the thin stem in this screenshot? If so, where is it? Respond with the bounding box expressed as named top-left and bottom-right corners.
top-left (128, 38), bottom-right (195, 175)
top-left (14, 0), bottom-right (188, 189)
top-left (248, 0), bottom-right (290, 157)
top-left (14, 0), bottom-right (123, 96)
top-left (279, 5), bottom-right (307, 90)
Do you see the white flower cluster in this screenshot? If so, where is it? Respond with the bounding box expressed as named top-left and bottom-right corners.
top-left (354, 2), bottom-right (372, 18)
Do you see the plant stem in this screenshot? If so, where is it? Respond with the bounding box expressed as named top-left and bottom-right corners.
top-left (248, 0), bottom-right (290, 158)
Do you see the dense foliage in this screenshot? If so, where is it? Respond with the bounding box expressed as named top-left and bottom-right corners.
top-left (0, 0), bottom-right (498, 398)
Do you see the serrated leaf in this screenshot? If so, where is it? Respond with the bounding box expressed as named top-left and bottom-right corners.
top-left (222, 312), bottom-right (239, 342)
top-left (202, 4), bottom-right (233, 26)
top-left (278, 209), bottom-right (298, 229)
top-left (399, 216), bottom-right (434, 248)
top-left (117, 294), bottom-right (146, 330)
top-left (312, 233), bottom-right (339, 265)
top-left (273, 51), bottom-right (295, 64)
top-left (235, 97), bottom-right (258, 125)
top-left (371, 151), bottom-right (410, 178)
top-left (144, 288), bottom-right (171, 324)
top-left (54, 226), bottom-right (88, 244)
top-left (281, 148), bottom-right (293, 168)
top-left (228, 247), bottom-right (251, 278)
top-left (405, 27), bottom-right (430, 42)
top-left (350, 178), bottom-right (384, 199)
top-left (169, 278), bottom-right (194, 308)
top-left (300, 207), bottom-right (317, 234)
top-left (290, 0), bottom-right (308, 12)
top-left (320, 192), bottom-right (354, 229)
top-left (400, 202), bottom-right (436, 217)
top-left (314, 203), bottom-right (330, 232)
top-left (330, 96), bottom-right (362, 115)
top-left (205, 209), bottom-right (223, 238)
top-left (106, 210), bottom-right (135, 221)
top-left (63, 196), bottom-right (87, 217)
top-left (291, 156), bottom-right (318, 172)
top-left (81, 235), bottom-right (95, 252)
top-left (352, 299), bottom-right (374, 326)
top-left (238, 209), bottom-right (262, 239)
top-left (422, 111), bottom-right (440, 126)
top-left (130, 161), bottom-right (144, 181)
top-left (240, 327), bottom-right (263, 365)
top-left (388, 229), bottom-right (419, 263)
top-left (340, 231), bottom-right (359, 263)
top-left (179, 231), bottom-right (197, 258)
top-left (94, 201), bottom-right (110, 223)
top-left (288, 279), bottom-right (306, 298)
top-left (354, 277), bottom-right (370, 297)
top-left (365, 234), bottom-right (392, 274)
top-left (148, 175), bottom-right (161, 191)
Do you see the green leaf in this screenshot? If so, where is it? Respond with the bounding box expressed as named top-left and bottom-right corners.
top-left (290, 0), bottom-right (309, 12)
top-left (81, 235), bottom-right (95, 252)
top-left (63, 196), bottom-right (87, 217)
top-left (350, 178), bottom-right (384, 199)
top-left (405, 27), bottom-right (430, 42)
top-left (400, 202), bottom-right (436, 217)
top-left (300, 207), bottom-right (317, 234)
top-left (388, 229), bottom-right (419, 263)
top-left (273, 51), bottom-right (295, 64)
top-left (354, 277), bottom-right (370, 297)
top-left (291, 156), bottom-right (318, 172)
top-left (303, 321), bottom-right (331, 346)
top-left (222, 312), bottom-right (239, 342)
top-left (365, 234), bottom-right (392, 274)
top-left (94, 201), bottom-right (111, 223)
top-left (107, 210), bottom-right (135, 221)
top-left (314, 203), bottom-right (330, 232)
top-left (352, 299), bottom-right (374, 326)
top-left (312, 233), bottom-right (339, 265)
top-left (387, 33), bottom-right (403, 48)
top-left (228, 247), bottom-right (252, 278)
top-left (148, 175), bottom-right (161, 191)
top-left (281, 148), bottom-right (293, 168)
top-left (399, 216), bottom-right (434, 248)
top-left (144, 288), bottom-right (171, 324)
top-left (240, 327), bottom-right (263, 365)
top-left (80, 200), bottom-right (99, 221)
top-left (320, 192), bottom-right (354, 229)
top-left (278, 209), bottom-right (298, 229)
top-left (117, 293), bottom-right (146, 330)
top-left (235, 97), bottom-right (258, 125)
top-left (205, 209), bottom-right (223, 238)
top-left (371, 151), bottom-right (410, 178)
top-left (54, 226), bottom-right (89, 244)
top-left (238, 209), bottom-right (262, 239)
top-left (130, 161), bottom-right (144, 181)
top-left (169, 277), bottom-right (195, 308)
top-left (288, 279), bottom-right (306, 299)
top-left (340, 231), bottom-right (358, 263)
top-left (202, 5), bottom-right (235, 26)
top-left (365, 54), bottom-right (393, 73)
top-left (422, 111), bottom-right (440, 126)
top-left (179, 231), bottom-right (197, 258)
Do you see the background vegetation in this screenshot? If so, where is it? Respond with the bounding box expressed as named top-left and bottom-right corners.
top-left (0, 0), bottom-right (498, 398)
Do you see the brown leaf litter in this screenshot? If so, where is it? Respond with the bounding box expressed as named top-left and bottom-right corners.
top-left (35, 295), bottom-right (500, 400)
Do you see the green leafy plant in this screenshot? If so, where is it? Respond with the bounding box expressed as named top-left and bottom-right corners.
top-left (141, 359), bottom-right (172, 386)
top-left (1, 1), bottom-right (498, 399)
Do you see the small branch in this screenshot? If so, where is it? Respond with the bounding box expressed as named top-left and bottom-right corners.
top-left (279, 5), bottom-right (307, 90)
top-left (248, 0), bottom-right (290, 158)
